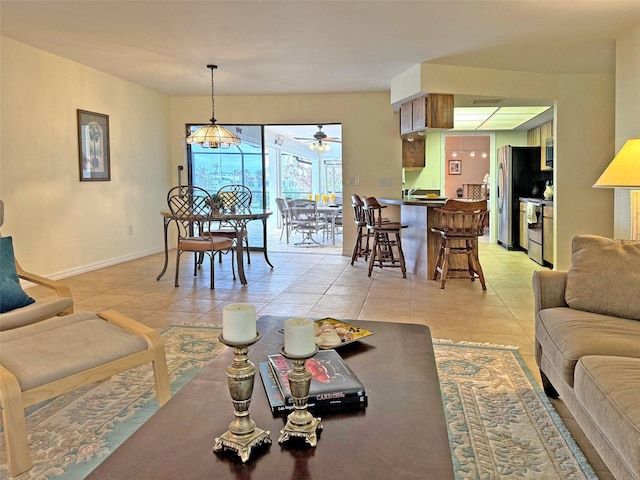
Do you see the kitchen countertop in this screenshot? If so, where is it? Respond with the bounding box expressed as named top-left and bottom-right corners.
top-left (519, 197), bottom-right (553, 205)
top-left (378, 196), bottom-right (447, 206)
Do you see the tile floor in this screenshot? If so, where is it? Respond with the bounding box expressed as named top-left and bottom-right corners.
top-left (25, 235), bottom-right (612, 478)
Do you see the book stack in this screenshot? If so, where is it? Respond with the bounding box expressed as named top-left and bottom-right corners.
top-left (259, 349), bottom-right (367, 415)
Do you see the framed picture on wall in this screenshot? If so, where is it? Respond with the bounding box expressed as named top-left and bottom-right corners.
top-left (77, 109), bottom-right (111, 181)
top-left (449, 159), bottom-right (461, 175)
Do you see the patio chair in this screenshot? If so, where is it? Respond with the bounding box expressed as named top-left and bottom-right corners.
top-left (288, 199), bottom-right (327, 245)
top-left (275, 197), bottom-right (292, 243)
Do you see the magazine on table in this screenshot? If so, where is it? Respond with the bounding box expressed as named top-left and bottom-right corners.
top-left (259, 349), bottom-right (367, 414)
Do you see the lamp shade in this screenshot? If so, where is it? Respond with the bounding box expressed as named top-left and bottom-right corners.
top-left (186, 124), bottom-right (241, 149)
top-left (593, 138), bottom-right (640, 188)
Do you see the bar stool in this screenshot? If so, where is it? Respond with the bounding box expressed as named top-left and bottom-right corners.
top-left (363, 197), bottom-right (407, 278)
top-left (350, 194), bottom-right (370, 264)
top-left (431, 199), bottom-right (488, 290)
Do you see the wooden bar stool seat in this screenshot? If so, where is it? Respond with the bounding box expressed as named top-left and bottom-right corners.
top-left (431, 199), bottom-right (488, 290)
top-left (363, 197), bottom-right (407, 278)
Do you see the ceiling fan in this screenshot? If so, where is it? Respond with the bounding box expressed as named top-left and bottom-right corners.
top-left (294, 125), bottom-right (341, 152)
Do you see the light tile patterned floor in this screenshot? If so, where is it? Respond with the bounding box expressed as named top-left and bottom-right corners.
top-left (25, 236), bottom-right (612, 478)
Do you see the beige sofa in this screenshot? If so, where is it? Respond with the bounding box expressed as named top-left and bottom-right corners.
top-left (534, 235), bottom-right (640, 480)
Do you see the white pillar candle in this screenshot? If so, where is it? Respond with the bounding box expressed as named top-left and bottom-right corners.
top-left (222, 303), bottom-right (257, 343)
top-left (283, 317), bottom-right (316, 356)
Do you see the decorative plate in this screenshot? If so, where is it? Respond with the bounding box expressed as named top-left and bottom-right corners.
top-left (313, 318), bottom-right (374, 349)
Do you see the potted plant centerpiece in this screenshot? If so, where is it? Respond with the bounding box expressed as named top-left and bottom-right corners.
top-left (207, 193), bottom-right (224, 213)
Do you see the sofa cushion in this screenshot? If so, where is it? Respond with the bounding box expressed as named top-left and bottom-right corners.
top-left (574, 355), bottom-right (640, 477)
top-left (565, 235), bottom-right (640, 320)
top-left (537, 306), bottom-right (640, 387)
top-left (0, 236), bottom-right (35, 313)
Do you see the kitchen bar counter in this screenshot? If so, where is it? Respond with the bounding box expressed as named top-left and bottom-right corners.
top-left (378, 197), bottom-right (447, 279)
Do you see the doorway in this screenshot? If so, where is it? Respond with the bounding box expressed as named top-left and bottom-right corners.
top-left (443, 134), bottom-right (491, 200)
top-left (264, 124), bottom-right (343, 253)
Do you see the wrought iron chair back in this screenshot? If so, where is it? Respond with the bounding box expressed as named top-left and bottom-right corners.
top-left (167, 185), bottom-right (212, 228)
top-left (217, 184), bottom-right (252, 212)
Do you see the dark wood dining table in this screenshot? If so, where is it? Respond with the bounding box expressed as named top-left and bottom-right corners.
top-left (157, 208), bottom-right (273, 285)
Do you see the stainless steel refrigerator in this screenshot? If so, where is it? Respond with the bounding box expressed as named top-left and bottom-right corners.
top-left (496, 145), bottom-right (550, 249)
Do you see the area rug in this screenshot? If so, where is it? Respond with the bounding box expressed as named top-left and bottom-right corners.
top-left (0, 324), bottom-right (225, 480)
top-left (433, 339), bottom-right (597, 479)
top-left (1, 331), bottom-right (597, 479)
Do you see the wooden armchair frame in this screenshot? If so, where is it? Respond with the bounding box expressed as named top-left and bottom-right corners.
top-left (0, 309), bottom-right (171, 476)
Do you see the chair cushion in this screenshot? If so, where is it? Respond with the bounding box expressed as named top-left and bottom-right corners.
top-left (574, 356), bottom-right (640, 476)
top-left (0, 311), bottom-right (148, 391)
top-left (0, 297), bottom-right (73, 331)
top-left (0, 236), bottom-right (35, 313)
top-left (565, 235), bottom-right (640, 320)
top-left (536, 306), bottom-right (640, 387)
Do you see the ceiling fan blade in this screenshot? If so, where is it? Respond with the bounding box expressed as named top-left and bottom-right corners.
top-left (324, 138), bottom-right (342, 143)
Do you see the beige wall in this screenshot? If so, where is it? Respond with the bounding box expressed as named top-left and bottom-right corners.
top-left (1, 37), bottom-right (172, 277)
top-left (169, 93), bottom-right (401, 255)
top-left (614, 23), bottom-right (640, 238)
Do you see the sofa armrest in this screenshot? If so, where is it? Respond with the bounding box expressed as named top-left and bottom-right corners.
top-left (532, 270), bottom-right (568, 316)
top-left (15, 259), bottom-right (73, 312)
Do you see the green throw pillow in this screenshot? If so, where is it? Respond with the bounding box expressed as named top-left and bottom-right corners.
top-left (0, 236), bottom-right (35, 313)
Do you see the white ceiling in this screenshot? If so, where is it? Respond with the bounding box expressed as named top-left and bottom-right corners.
top-left (2, 0), bottom-right (639, 100)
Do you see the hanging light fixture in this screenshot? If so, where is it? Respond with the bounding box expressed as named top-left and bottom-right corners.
top-left (186, 65), bottom-right (240, 149)
top-left (310, 140), bottom-right (330, 152)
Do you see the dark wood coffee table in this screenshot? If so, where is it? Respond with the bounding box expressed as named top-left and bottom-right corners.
top-left (87, 316), bottom-right (454, 479)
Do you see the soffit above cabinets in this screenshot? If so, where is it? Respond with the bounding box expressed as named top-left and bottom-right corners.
top-left (453, 106), bottom-right (552, 131)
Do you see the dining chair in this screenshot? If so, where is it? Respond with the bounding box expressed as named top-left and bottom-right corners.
top-left (275, 197), bottom-right (292, 244)
top-left (430, 199), bottom-right (488, 290)
top-left (363, 196), bottom-right (407, 278)
top-left (167, 185), bottom-right (235, 289)
top-left (202, 184), bottom-right (252, 264)
top-left (288, 198), bottom-right (327, 245)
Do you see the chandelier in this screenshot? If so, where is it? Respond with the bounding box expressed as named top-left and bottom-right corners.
top-left (186, 65), bottom-right (240, 149)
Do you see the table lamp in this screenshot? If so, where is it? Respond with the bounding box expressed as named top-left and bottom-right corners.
top-left (593, 138), bottom-right (640, 188)
top-left (593, 138), bottom-right (640, 240)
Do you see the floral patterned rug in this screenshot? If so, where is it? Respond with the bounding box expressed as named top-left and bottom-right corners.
top-left (434, 340), bottom-right (597, 479)
top-left (1, 331), bottom-right (596, 479)
top-left (0, 324), bottom-right (225, 480)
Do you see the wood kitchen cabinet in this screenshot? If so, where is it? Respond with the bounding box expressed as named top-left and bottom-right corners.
top-left (543, 205), bottom-right (554, 266)
top-left (527, 121), bottom-right (553, 171)
top-left (519, 201), bottom-right (529, 250)
top-left (402, 137), bottom-right (425, 169)
top-left (540, 121), bottom-right (553, 171)
top-left (399, 94), bottom-right (454, 134)
top-left (400, 101), bottom-right (414, 134)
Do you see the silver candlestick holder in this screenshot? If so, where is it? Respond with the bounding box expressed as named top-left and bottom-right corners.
top-left (213, 334), bottom-right (271, 462)
top-left (277, 346), bottom-right (323, 447)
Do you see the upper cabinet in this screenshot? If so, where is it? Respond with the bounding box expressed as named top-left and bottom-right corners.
top-left (400, 94), bottom-right (454, 135)
top-left (528, 120), bottom-right (553, 171)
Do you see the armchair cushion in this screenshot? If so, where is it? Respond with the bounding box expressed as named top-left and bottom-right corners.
top-left (565, 235), bottom-right (640, 320)
top-left (0, 237), bottom-right (35, 313)
top-left (0, 297), bottom-right (74, 331)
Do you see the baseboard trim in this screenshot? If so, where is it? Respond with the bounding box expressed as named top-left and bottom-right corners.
top-left (21, 247), bottom-right (164, 286)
